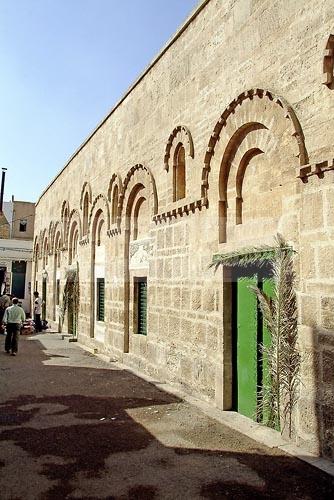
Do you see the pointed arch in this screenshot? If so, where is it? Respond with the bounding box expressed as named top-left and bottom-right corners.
top-left (80, 181), bottom-right (93, 209)
top-left (88, 194), bottom-right (111, 235)
top-left (48, 221), bottom-right (55, 253)
top-left (68, 209), bottom-right (82, 241)
top-left (323, 34), bottom-right (334, 89)
top-left (42, 234), bottom-right (49, 268)
top-left (80, 182), bottom-right (92, 236)
top-left (52, 221), bottom-right (63, 253)
top-left (119, 164), bottom-right (158, 220)
top-left (201, 88), bottom-right (309, 200)
top-left (164, 125), bottom-right (194, 172)
top-left (54, 227), bottom-right (63, 268)
top-left (33, 236), bottom-right (40, 263)
top-left (108, 173), bottom-right (122, 225)
top-left (67, 209), bottom-right (82, 264)
top-left (61, 200), bottom-right (70, 248)
top-left (219, 123), bottom-right (267, 203)
top-left (235, 148), bottom-right (264, 225)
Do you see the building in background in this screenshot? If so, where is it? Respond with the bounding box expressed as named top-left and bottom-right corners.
top-left (0, 196), bottom-right (35, 313)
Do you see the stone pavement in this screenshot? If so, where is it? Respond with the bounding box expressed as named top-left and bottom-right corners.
top-left (0, 332), bottom-right (334, 500)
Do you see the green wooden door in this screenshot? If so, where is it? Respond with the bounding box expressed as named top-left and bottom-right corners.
top-left (236, 276), bottom-right (258, 419)
top-left (235, 274), bottom-right (274, 422)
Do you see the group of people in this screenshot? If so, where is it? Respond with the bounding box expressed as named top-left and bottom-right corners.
top-left (0, 291), bottom-right (43, 356)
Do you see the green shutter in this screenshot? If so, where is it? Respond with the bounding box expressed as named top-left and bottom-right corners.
top-left (137, 279), bottom-right (147, 335)
top-left (97, 278), bottom-right (105, 322)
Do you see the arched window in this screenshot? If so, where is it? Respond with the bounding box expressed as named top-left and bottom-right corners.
top-left (34, 244), bottom-right (39, 272)
top-left (69, 222), bottom-right (79, 265)
top-left (43, 241), bottom-right (49, 268)
top-left (173, 144), bottom-right (186, 201)
top-left (111, 184), bottom-right (119, 224)
top-left (324, 34), bottom-right (334, 89)
top-left (54, 233), bottom-right (62, 268)
top-left (82, 192), bottom-right (89, 235)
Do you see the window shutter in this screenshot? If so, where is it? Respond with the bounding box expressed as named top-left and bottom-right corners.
top-left (97, 278), bottom-right (105, 322)
top-left (138, 279), bottom-right (147, 335)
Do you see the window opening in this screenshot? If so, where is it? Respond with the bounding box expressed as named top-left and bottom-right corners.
top-left (19, 219), bottom-right (27, 232)
top-left (83, 193), bottom-right (89, 235)
top-left (96, 278), bottom-right (105, 322)
top-left (134, 277), bottom-right (147, 335)
top-left (173, 145), bottom-right (186, 201)
top-left (111, 185), bottom-right (119, 224)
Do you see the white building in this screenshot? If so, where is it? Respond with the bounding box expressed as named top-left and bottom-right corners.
top-left (0, 200), bottom-right (35, 313)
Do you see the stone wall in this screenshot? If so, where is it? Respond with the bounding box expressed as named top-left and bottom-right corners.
top-left (0, 213), bottom-right (10, 239)
top-left (11, 201), bottom-right (35, 240)
top-left (33, 0), bottom-right (334, 457)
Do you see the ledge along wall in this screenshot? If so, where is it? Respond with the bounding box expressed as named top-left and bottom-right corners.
top-left (33, 0), bottom-right (334, 459)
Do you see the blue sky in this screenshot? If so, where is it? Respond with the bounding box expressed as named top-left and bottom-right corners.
top-left (0, 0), bottom-right (199, 203)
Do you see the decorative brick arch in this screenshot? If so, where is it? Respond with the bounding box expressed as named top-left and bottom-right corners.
top-left (80, 182), bottom-right (93, 236)
top-left (32, 236), bottom-right (40, 287)
top-left (42, 234), bottom-right (50, 268)
top-left (108, 173), bottom-right (122, 201)
top-left (108, 173), bottom-right (123, 227)
top-left (53, 223), bottom-right (63, 270)
top-left (39, 228), bottom-right (47, 252)
top-left (79, 181), bottom-right (93, 209)
top-left (164, 125), bottom-right (194, 172)
top-left (88, 194), bottom-right (111, 234)
top-left (323, 34), bottom-right (334, 89)
top-left (33, 236), bottom-right (40, 261)
top-left (52, 221), bottom-right (63, 253)
top-left (68, 209), bottom-right (82, 241)
top-left (119, 164), bottom-right (158, 219)
top-left (48, 221), bottom-right (55, 253)
top-left (201, 88), bottom-right (309, 199)
top-left (61, 200), bottom-right (70, 249)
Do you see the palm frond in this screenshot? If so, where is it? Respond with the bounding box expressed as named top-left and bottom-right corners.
top-left (210, 233), bottom-right (295, 271)
top-left (210, 234), bottom-right (300, 436)
top-left (60, 264), bottom-right (80, 336)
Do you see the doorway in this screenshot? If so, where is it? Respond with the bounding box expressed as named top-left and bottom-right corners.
top-left (231, 265), bottom-right (273, 422)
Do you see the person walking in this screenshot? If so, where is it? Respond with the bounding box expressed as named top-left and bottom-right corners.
top-left (3, 297), bottom-right (26, 355)
top-left (33, 291), bottom-right (43, 333)
top-left (0, 292), bottom-right (11, 334)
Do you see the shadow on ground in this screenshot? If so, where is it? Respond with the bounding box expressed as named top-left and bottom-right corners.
top-left (0, 335), bottom-right (333, 499)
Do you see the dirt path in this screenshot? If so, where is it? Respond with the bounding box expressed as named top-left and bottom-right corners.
top-left (0, 333), bottom-right (333, 499)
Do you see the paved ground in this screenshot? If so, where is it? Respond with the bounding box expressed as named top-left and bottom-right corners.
top-left (1, 333), bottom-right (334, 500)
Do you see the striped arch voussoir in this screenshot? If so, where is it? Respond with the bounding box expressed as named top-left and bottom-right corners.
top-left (201, 88), bottom-right (309, 199)
top-left (164, 125), bottom-right (194, 172)
top-left (119, 164), bottom-right (158, 219)
top-left (80, 181), bottom-right (93, 210)
top-left (88, 193), bottom-right (111, 234)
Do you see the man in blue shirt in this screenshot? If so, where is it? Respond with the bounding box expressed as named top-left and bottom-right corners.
top-left (3, 297), bottom-right (26, 356)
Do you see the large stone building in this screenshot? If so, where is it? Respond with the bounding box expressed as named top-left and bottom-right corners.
top-left (33, 0), bottom-right (334, 458)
